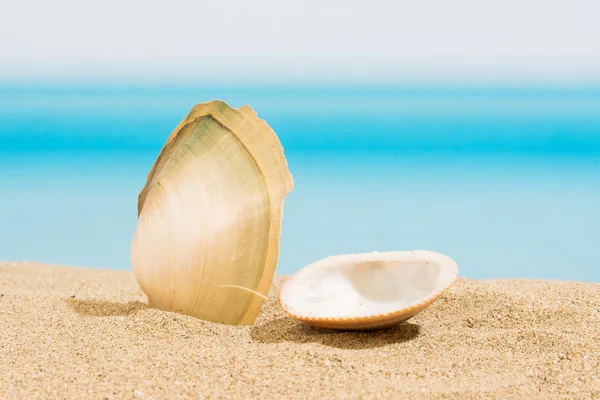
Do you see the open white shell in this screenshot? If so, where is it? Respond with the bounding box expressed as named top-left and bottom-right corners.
top-left (278, 250), bottom-right (458, 330)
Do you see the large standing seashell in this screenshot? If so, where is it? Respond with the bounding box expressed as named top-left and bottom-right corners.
top-left (131, 100), bottom-right (293, 325)
top-left (279, 250), bottom-right (458, 330)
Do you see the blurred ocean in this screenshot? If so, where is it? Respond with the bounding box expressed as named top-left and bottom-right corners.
top-left (1, 85), bottom-right (599, 281)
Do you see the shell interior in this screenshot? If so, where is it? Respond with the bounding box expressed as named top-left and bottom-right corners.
top-left (279, 250), bottom-right (458, 327)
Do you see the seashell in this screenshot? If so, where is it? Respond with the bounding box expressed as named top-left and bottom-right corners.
top-left (131, 100), bottom-right (293, 325)
top-left (278, 250), bottom-right (458, 330)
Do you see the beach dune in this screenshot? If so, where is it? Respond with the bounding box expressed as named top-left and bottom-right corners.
top-left (1, 262), bottom-right (599, 399)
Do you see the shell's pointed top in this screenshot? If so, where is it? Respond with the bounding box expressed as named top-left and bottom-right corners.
top-left (137, 100), bottom-right (293, 215)
top-left (239, 104), bottom-right (257, 118)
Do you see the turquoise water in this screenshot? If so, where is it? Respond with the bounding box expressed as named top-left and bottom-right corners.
top-left (1, 85), bottom-right (599, 281)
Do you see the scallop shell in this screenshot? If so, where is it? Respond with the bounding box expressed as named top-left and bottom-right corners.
top-left (131, 100), bottom-right (293, 325)
top-left (278, 250), bottom-right (458, 330)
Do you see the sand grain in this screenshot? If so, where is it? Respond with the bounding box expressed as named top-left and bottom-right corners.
top-left (1, 262), bottom-right (599, 399)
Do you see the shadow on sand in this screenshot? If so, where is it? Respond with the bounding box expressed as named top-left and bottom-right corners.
top-left (65, 298), bottom-right (148, 317)
top-left (250, 317), bottom-right (421, 349)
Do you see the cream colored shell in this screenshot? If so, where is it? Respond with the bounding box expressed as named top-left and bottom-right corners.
top-left (279, 250), bottom-right (458, 330)
top-left (131, 100), bottom-right (293, 325)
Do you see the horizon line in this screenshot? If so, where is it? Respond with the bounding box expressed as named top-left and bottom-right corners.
top-left (3, 81), bottom-right (600, 95)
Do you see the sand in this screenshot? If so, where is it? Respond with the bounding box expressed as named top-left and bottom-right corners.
top-left (1, 262), bottom-right (599, 399)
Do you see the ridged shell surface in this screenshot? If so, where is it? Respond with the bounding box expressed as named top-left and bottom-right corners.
top-left (131, 100), bottom-right (293, 325)
top-left (279, 250), bottom-right (458, 330)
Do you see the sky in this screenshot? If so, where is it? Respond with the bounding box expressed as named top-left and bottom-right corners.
top-left (2, 0), bottom-right (600, 85)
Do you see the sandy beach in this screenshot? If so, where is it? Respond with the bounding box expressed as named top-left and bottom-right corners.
top-left (1, 261), bottom-right (599, 399)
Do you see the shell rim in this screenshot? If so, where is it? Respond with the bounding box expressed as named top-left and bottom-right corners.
top-left (277, 250), bottom-right (459, 324)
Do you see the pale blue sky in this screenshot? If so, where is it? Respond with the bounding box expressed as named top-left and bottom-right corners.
top-left (2, 0), bottom-right (600, 84)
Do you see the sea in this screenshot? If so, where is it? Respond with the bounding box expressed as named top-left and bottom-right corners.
top-left (1, 85), bottom-right (599, 282)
